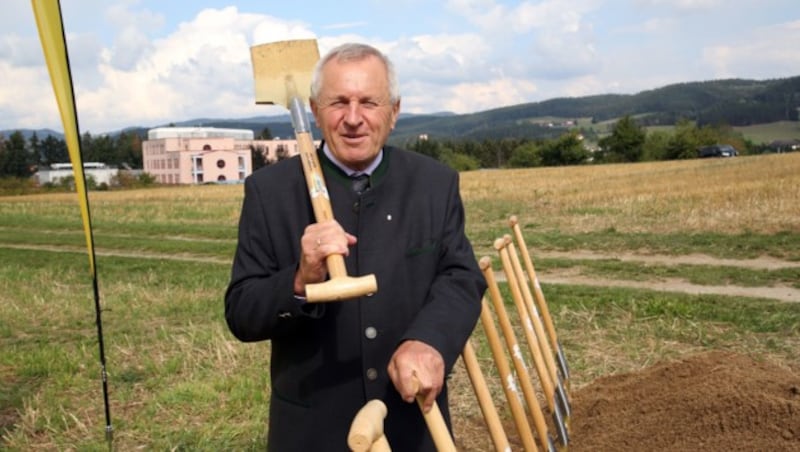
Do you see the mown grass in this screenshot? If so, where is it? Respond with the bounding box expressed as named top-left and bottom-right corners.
top-left (1, 153), bottom-right (799, 450)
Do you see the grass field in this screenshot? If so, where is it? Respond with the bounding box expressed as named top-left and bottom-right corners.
top-left (1, 153), bottom-right (799, 450)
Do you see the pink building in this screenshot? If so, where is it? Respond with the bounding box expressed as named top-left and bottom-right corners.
top-left (142, 127), bottom-right (316, 184)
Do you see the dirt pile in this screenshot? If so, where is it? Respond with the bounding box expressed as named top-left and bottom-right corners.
top-left (569, 351), bottom-right (800, 451)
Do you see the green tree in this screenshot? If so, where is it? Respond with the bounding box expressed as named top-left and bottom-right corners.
top-left (539, 132), bottom-right (589, 166)
top-left (664, 118), bottom-right (700, 159)
top-left (642, 130), bottom-right (671, 161)
top-left (597, 115), bottom-right (646, 162)
top-left (439, 148), bottom-right (479, 172)
top-left (0, 131), bottom-right (34, 178)
top-left (85, 134), bottom-right (115, 163)
top-left (28, 132), bottom-right (41, 168)
top-left (509, 142), bottom-right (541, 168)
top-left (40, 135), bottom-right (68, 166)
top-left (251, 144), bottom-right (268, 170)
top-left (408, 138), bottom-right (442, 160)
top-left (257, 127), bottom-right (273, 140)
top-left (115, 132), bottom-right (143, 168)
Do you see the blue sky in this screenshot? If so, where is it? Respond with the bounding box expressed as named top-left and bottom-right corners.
top-left (3, 0), bottom-right (799, 134)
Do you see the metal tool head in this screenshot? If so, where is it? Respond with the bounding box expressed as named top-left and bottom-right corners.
top-left (250, 38), bottom-right (320, 107)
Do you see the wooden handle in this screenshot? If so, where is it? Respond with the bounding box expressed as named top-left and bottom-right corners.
top-left (296, 131), bottom-right (346, 278)
top-left (295, 131), bottom-right (378, 302)
top-left (462, 340), bottom-right (511, 452)
top-left (510, 215), bottom-right (571, 387)
top-left (411, 377), bottom-right (457, 452)
top-left (369, 435), bottom-right (391, 452)
top-left (348, 399), bottom-right (388, 452)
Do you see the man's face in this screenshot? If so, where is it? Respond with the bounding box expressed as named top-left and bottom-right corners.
top-left (311, 55), bottom-right (400, 171)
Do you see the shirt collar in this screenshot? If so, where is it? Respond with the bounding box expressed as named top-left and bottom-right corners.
top-left (322, 142), bottom-right (383, 177)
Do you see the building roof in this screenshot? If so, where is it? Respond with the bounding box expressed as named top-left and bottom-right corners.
top-left (147, 127), bottom-right (254, 140)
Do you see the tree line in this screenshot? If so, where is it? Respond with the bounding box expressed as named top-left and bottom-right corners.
top-left (0, 130), bottom-right (144, 179)
top-left (404, 116), bottom-right (773, 171)
top-left (0, 117), bottom-right (784, 187)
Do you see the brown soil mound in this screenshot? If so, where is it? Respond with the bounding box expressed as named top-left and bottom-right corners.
top-left (569, 351), bottom-right (800, 451)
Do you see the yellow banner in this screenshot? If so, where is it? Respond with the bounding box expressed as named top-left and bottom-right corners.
top-left (32, 0), bottom-right (95, 274)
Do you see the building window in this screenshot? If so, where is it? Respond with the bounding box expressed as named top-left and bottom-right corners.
top-left (203, 144), bottom-right (212, 151)
top-left (217, 159), bottom-right (226, 169)
top-left (218, 175), bottom-right (226, 182)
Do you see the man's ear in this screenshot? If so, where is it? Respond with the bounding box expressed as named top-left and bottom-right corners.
top-left (310, 98), bottom-right (320, 127)
top-left (390, 99), bottom-right (401, 130)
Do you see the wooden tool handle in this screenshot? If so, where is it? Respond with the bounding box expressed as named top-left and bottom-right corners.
top-left (462, 340), bottom-right (512, 452)
top-left (296, 131), bottom-right (347, 278)
top-left (348, 399), bottom-right (388, 452)
top-left (294, 131), bottom-right (378, 302)
top-left (411, 377), bottom-right (457, 452)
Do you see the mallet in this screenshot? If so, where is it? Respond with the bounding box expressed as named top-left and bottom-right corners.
top-left (250, 39), bottom-right (377, 302)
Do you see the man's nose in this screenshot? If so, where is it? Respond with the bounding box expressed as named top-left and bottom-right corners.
top-left (344, 101), bottom-right (363, 126)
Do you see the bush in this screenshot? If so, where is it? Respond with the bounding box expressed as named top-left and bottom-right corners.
top-left (439, 150), bottom-right (480, 172)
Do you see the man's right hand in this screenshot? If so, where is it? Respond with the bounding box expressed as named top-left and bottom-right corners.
top-left (294, 220), bottom-right (357, 296)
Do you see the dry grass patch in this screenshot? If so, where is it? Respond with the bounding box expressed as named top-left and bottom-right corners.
top-left (461, 153), bottom-right (800, 234)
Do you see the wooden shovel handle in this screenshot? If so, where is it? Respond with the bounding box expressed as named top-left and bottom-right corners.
top-left (411, 377), bottom-right (457, 452)
top-left (295, 130), bottom-right (378, 302)
top-left (348, 399), bottom-right (388, 452)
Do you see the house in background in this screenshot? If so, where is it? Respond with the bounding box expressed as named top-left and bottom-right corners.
top-left (143, 127), bottom-right (252, 184)
top-left (35, 162), bottom-right (118, 186)
top-left (142, 127), bottom-right (317, 184)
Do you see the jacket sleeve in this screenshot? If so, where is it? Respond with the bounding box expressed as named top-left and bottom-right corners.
top-left (224, 175), bottom-right (323, 342)
top-left (400, 171), bottom-right (486, 373)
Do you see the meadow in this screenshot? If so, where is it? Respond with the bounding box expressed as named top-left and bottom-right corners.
top-left (1, 153), bottom-right (799, 450)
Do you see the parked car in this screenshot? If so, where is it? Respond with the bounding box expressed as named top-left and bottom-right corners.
top-left (697, 144), bottom-right (738, 158)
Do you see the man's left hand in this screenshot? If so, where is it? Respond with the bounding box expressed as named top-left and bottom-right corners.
top-left (387, 340), bottom-right (444, 413)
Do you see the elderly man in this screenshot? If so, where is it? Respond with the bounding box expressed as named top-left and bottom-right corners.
top-left (225, 42), bottom-right (485, 451)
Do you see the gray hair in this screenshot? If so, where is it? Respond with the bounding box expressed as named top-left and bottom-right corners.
top-left (310, 43), bottom-right (400, 103)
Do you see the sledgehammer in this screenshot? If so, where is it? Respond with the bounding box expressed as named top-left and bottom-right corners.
top-left (250, 39), bottom-right (377, 302)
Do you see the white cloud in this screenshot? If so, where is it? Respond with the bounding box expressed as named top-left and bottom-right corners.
top-left (51, 6), bottom-right (318, 132)
top-left (704, 20), bottom-right (800, 79)
top-left (635, 0), bottom-right (722, 10)
top-left (402, 77), bottom-right (539, 114)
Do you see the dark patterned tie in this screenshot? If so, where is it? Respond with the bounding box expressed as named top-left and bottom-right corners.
top-left (351, 174), bottom-right (370, 195)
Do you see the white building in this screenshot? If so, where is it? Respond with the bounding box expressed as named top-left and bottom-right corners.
top-left (35, 162), bottom-right (118, 186)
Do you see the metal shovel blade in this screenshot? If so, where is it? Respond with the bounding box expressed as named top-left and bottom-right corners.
top-left (250, 39), bottom-right (320, 107)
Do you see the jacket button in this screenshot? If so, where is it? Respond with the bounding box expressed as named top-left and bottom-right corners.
top-left (366, 368), bottom-right (378, 380)
top-left (352, 201), bottom-right (360, 212)
top-left (365, 327), bottom-right (377, 339)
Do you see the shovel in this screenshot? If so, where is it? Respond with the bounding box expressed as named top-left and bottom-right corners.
top-left (250, 39), bottom-right (378, 302)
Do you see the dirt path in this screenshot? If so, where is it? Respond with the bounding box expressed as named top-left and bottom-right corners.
top-left (530, 250), bottom-right (800, 303)
top-left (4, 243), bottom-right (799, 302)
top-left (535, 249), bottom-right (800, 270)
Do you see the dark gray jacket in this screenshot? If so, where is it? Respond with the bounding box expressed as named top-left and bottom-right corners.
top-left (225, 145), bottom-right (485, 451)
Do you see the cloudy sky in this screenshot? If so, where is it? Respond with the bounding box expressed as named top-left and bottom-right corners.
top-left (2, 0), bottom-right (799, 134)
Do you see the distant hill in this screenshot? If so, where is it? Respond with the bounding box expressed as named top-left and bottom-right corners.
top-left (4, 75), bottom-right (798, 144)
